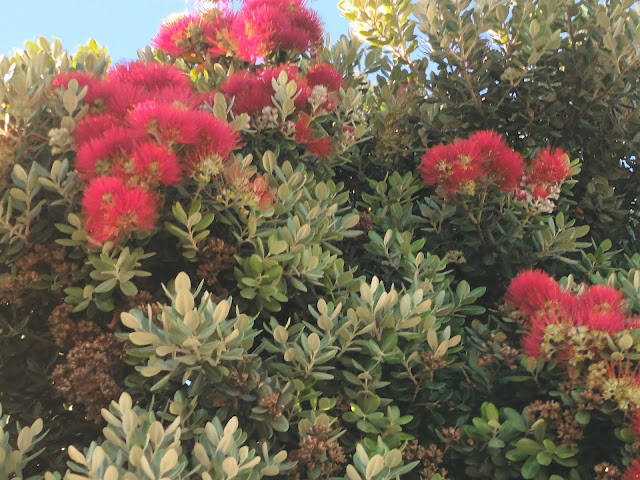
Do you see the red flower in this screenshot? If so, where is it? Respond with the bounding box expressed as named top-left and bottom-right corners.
top-left (305, 63), bottom-right (343, 92)
top-left (625, 458), bottom-right (640, 480)
top-left (220, 71), bottom-right (272, 115)
top-left (506, 271), bottom-right (576, 358)
top-left (467, 130), bottom-right (524, 192)
top-left (152, 86), bottom-right (200, 109)
top-left (505, 270), bottom-right (567, 317)
top-left (81, 176), bottom-right (125, 216)
top-left (75, 127), bottom-right (143, 180)
top-left (153, 9), bottom-right (234, 59)
top-left (107, 61), bottom-right (192, 94)
top-left (153, 12), bottom-right (197, 56)
top-left (191, 111), bottom-right (240, 159)
top-left (127, 101), bottom-right (201, 145)
top-left (521, 309), bottom-right (571, 358)
top-left (82, 176), bottom-right (157, 244)
top-left (629, 412), bottom-right (640, 441)
top-left (200, 8), bottom-right (235, 58)
top-left (420, 140), bottom-right (481, 196)
top-left (530, 147), bottom-right (571, 185)
top-left (532, 184), bottom-right (550, 200)
top-left (420, 143), bottom-right (450, 187)
top-left (306, 137), bottom-right (333, 158)
top-left (231, 0), bottom-right (323, 62)
top-left (574, 285), bottom-right (628, 333)
top-left (295, 116), bottom-right (312, 143)
top-left (295, 116), bottom-right (332, 157)
top-left (91, 81), bottom-right (147, 116)
top-left (73, 114), bottom-right (121, 147)
top-left (130, 142), bottom-right (181, 186)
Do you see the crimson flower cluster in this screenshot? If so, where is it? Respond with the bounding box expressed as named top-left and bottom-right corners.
top-left (506, 270), bottom-right (639, 359)
top-left (153, 0), bottom-right (322, 63)
top-left (221, 63), bottom-right (343, 158)
top-left (625, 459), bottom-right (640, 480)
top-left (420, 131), bottom-right (572, 199)
top-left (626, 420), bottom-right (640, 479)
top-left (221, 64), bottom-right (342, 114)
top-left (54, 62), bottom-right (240, 244)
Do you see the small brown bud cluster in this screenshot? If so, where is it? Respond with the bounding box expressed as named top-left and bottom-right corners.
top-left (421, 352), bottom-right (447, 382)
top-left (402, 439), bottom-right (449, 480)
top-left (527, 400), bottom-right (584, 450)
top-left (258, 391), bottom-right (285, 421)
top-left (594, 462), bottom-right (622, 480)
top-left (49, 304), bottom-right (127, 423)
top-left (287, 424), bottom-right (346, 479)
top-left (477, 333), bottom-right (519, 371)
top-left (197, 237), bottom-right (237, 287)
top-left (0, 245), bottom-right (77, 305)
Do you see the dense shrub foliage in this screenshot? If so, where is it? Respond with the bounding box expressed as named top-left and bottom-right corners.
top-left (1, 0), bottom-right (640, 479)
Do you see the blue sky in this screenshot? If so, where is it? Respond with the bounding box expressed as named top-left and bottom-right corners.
top-left (0, 1), bottom-right (350, 62)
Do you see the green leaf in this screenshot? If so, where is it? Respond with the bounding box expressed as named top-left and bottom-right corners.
top-left (120, 281), bottom-right (138, 296)
top-left (574, 411), bottom-right (590, 425)
top-left (521, 456), bottom-right (540, 479)
top-left (484, 403), bottom-right (499, 423)
top-left (515, 438), bottom-right (543, 455)
top-left (269, 240), bottom-right (287, 256)
top-left (194, 212), bottom-right (215, 231)
top-left (94, 278), bottom-right (117, 294)
top-left (536, 451), bottom-right (552, 466)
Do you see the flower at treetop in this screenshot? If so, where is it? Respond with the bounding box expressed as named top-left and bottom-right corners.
top-left (220, 71), bottom-right (272, 115)
top-left (93, 82), bottom-right (147, 116)
top-left (529, 146), bottom-right (571, 185)
top-left (153, 12), bottom-right (197, 56)
top-left (419, 140), bottom-right (481, 196)
top-left (75, 127), bottom-right (144, 179)
top-left (466, 130), bottom-right (524, 192)
top-left (199, 8), bottom-right (235, 58)
top-left (230, 0), bottom-right (323, 62)
top-left (127, 101), bottom-right (201, 146)
top-left (82, 176), bottom-right (157, 244)
top-left (107, 61), bottom-right (192, 94)
top-left (505, 270), bottom-right (570, 317)
top-left (153, 9), bottom-right (234, 59)
top-left (624, 458), bottom-right (640, 480)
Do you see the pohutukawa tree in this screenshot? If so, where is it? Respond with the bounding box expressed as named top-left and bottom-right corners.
top-left (1, 0), bottom-right (640, 479)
